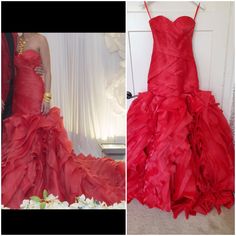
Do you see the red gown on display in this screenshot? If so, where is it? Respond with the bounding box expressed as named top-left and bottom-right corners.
top-left (2, 49), bottom-right (125, 208)
top-left (127, 2), bottom-right (234, 218)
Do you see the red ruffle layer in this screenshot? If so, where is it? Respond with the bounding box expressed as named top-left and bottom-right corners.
top-left (128, 90), bottom-right (234, 218)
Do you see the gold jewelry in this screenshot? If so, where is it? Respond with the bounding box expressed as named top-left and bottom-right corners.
top-left (17, 33), bottom-right (36, 54)
top-left (43, 98), bottom-right (51, 103)
top-left (43, 92), bottom-right (52, 103)
top-left (44, 92), bottom-right (52, 98)
top-left (17, 35), bottom-right (26, 54)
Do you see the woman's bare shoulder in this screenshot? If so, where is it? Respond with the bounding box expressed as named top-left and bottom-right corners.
top-left (34, 33), bottom-right (48, 45)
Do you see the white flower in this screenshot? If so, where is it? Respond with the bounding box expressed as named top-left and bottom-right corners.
top-left (28, 200), bottom-right (40, 209)
top-left (100, 201), bottom-right (108, 207)
top-left (85, 197), bottom-right (92, 204)
top-left (46, 202), bottom-right (60, 209)
top-left (62, 201), bottom-right (69, 207)
top-left (45, 194), bottom-right (58, 201)
top-left (78, 194), bottom-right (86, 202)
top-left (69, 203), bottom-right (81, 209)
top-left (113, 201), bottom-right (126, 209)
top-left (82, 205), bottom-right (93, 209)
top-left (76, 201), bottom-right (86, 208)
top-left (1, 205), bottom-right (10, 209)
top-left (17, 193), bottom-right (125, 209)
top-left (20, 200), bottom-right (30, 209)
top-left (105, 201), bottom-right (126, 209)
top-left (85, 197), bottom-right (96, 208)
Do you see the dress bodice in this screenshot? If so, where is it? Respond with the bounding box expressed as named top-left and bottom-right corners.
top-left (13, 50), bottom-right (44, 115)
top-left (14, 49), bottom-right (41, 69)
top-left (128, 2), bottom-right (235, 219)
top-left (150, 16), bottom-right (196, 57)
top-left (145, 5), bottom-right (200, 97)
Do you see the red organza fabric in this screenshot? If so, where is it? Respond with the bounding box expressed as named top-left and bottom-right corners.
top-left (127, 16), bottom-right (234, 218)
top-left (2, 50), bottom-right (125, 208)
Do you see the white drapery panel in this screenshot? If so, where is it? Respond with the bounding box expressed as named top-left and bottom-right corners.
top-left (42, 33), bottom-right (125, 157)
top-left (104, 33), bottom-right (125, 116)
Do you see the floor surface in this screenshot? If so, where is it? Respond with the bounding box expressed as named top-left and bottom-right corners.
top-left (127, 199), bottom-right (235, 235)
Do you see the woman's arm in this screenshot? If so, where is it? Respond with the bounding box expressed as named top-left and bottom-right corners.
top-left (39, 35), bottom-right (51, 115)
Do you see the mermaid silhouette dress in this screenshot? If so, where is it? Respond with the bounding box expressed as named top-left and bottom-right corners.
top-left (128, 2), bottom-right (234, 218)
top-left (2, 49), bottom-right (125, 208)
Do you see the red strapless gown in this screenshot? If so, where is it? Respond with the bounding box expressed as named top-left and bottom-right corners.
top-left (2, 50), bottom-right (125, 208)
top-left (127, 16), bottom-right (234, 218)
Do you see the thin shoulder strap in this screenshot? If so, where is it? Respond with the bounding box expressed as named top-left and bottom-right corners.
top-left (193, 2), bottom-right (200, 21)
top-left (144, 1), bottom-right (152, 19)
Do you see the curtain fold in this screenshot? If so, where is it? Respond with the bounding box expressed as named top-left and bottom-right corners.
top-left (42, 33), bottom-right (125, 156)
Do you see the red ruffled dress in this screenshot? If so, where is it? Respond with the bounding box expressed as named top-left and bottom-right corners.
top-left (127, 2), bottom-right (234, 218)
top-left (2, 49), bottom-right (125, 208)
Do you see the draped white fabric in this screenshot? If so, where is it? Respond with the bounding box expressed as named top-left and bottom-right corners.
top-left (42, 33), bottom-right (125, 157)
top-left (104, 33), bottom-right (125, 115)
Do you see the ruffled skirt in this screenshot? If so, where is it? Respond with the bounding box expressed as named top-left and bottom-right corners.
top-left (2, 107), bottom-right (125, 208)
top-left (128, 90), bottom-right (234, 218)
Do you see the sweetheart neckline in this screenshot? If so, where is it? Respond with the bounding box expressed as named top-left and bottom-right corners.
top-left (149, 15), bottom-right (196, 25)
top-left (15, 49), bottom-right (40, 56)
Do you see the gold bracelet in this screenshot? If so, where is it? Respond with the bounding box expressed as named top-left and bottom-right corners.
top-left (43, 97), bottom-right (51, 103)
top-left (44, 92), bottom-right (52, 98)
top-left (43, 92), bottom-right (52, 103)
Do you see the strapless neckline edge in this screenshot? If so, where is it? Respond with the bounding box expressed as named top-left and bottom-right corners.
top-left (15, 49), bottom-right (40, 57)
top-left (149, 15), bottom-right (196, 25)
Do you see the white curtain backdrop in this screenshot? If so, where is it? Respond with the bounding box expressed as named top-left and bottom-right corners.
top-left (42, 33), bottom-right (125, 157)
